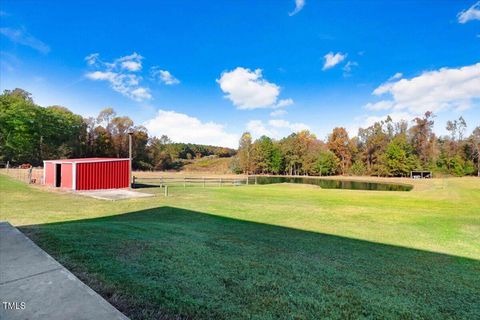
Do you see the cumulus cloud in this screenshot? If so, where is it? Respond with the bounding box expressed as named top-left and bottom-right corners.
top-left (289, 0), bottom-right (305, 16)
top-left (150, 67), bottom-right (180, 85)
top-left (458, 1), bottom-right (480, 23)
top-left (217, 67), bottom-right (293, 109)
top-left (85, 52), bottom-right (151, 101)
top-left (366, 62), bottom-right (480, 113)
top-left (322, 52), bottom-right (347, 70)
top-left (246, 119), bottom-right (310, 139)
top-left (0, 27), bottom-right (50, 54)
top-left (144, 110), bottom-right (238, 148)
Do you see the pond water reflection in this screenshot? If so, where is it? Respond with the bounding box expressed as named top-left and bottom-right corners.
top-left (254, 176), bottom-right (413, 191)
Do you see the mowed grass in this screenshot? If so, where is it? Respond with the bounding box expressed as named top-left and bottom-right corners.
top-left (0, 175), bottom-right (479, 319)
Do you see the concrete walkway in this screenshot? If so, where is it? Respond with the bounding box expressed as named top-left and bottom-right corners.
top-left (0, 222), bottom-right (129, 320)
top-left (77, 189), bottom-right (154, 201)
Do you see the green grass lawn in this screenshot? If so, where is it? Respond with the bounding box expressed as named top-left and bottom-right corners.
top-left (1, 175), bottom-right (479, 319)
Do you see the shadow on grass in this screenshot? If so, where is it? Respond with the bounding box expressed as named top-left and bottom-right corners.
top-left (132, 182), bottom-right (161, 189)
top-left (21, 207), bottom-right (479, 320)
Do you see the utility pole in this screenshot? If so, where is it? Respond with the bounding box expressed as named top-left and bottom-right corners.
top-left (128, 131), bottom-right (133, 188)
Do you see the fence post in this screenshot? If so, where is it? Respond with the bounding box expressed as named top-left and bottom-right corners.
top-left (165, 185), bottom-right (168, 197)
top-left (183, 177), bottom-right (186, 188)
top-left (220, 178), bottom-right (222, 187)
top-left (246, 174), bottom-right (249, 185)
top-left (203, 177), bottom-right (205, 188)
top-left (133, 176), bottom-right (136, 188)
top-left (255, 175), bottom-right (257, 185)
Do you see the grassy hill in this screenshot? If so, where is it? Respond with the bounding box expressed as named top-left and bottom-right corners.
top-left (180, 156), bottom-right (233, 174)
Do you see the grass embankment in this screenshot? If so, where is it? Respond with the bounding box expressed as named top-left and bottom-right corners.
top-left (180, 156), bottom-right (232, 173)
top-left (0, 175), bottom-right (479, 319)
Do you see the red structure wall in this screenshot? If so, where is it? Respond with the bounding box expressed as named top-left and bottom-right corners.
top-left (76, 160), bottom-right (129, 190)
top-left (44, 162), bottom-right (55, 186)
top-left (61, 163), bottom-right (73, 189)
top-left (43, 158), bottom-right (130, 191)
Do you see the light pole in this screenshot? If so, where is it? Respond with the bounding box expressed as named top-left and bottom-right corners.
top-left (128, 131), bottom-right (133, 188)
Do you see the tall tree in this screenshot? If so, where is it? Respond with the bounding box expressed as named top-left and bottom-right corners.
top-left (409, 111), bottom-right (436, 168)
top-left (238, 132), bottom-right (253, 174)
top-left (469, 126), bottom-right (480, 176)
top-left (328, 127), bottom-right (353, 175)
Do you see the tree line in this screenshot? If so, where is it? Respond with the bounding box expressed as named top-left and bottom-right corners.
top-left (0, 89), bottom-right (235, 169)
top-left (233, 112), bottom-right (480, 177)
top-left (1, 88), bottom-right (479, 177)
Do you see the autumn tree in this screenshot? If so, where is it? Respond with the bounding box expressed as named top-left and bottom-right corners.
top-left (409, 111), bottom-right (436, 168)
top-left (327, 127), bottom-right (353, 175)
top-left (238, 132), bottom-right (253, 174)
top-left (468, 126), bottom-right (480, 176)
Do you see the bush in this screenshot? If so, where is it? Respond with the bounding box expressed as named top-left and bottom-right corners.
top-left (349, 160), bottom-right (366, 176)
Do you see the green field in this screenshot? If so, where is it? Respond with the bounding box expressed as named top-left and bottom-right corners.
top-left (1, 175), bottom-right (479, 319)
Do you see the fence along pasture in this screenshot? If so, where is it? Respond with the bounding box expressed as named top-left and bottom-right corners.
top-left (133, 176), bottom-right (256, 190)
top-left (0, 168), bottom-right (43, 184)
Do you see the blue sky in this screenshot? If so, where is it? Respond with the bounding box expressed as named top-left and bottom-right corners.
top-left (1, 0), bottom-right (479, 148)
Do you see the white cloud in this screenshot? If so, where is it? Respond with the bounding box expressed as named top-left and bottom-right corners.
top-left (270, 109), bottom-right (288, 117)
top-left (246, 120), bottom-right (275, 137)
top-left (130, 87), bottom-right (152, 100)
top-left (144, 110), bottom-right (238, 148)
top-left (368, 62), bottom-right (480, 113)
top-left (86, 71), bottom-right (117, 81)
top-left (150, 67), bottom-right (180, 85)
top-left (269, 119), bottom-right (310, 132)
top-left (289, 0), bottom-right (305, 16)
top-left (85, 53), bottom-right (100, 66)
top-left (343, 61), bottom-right (358, 76)
top-left (0, 27), bottom-right (50, 54)
top-left (364, 100), bottom-right (395, 111)
top-left (246, 119), bottom-right (310, 139)
top-left (217, 67), bottom-right (293, 109)
top-left (107, 52), bottom-right (144, 71)
top-left (322, 52), bottom-right (347, 70)
top-left (458, 1), bottom-right (480, 23)
top-left (389, 72), bottom-right (403, 80)
top-left (85, 52), bottom-right (151, 101)
top-left (274, 98), bottom-right (294, 108)
top-left (121, 60), bottom-right (142, 71)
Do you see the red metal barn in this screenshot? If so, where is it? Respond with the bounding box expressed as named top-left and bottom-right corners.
top-left (43, 158), bottom-right (130, 191)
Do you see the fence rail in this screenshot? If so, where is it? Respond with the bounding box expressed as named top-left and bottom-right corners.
top-left (0, 168), bottom-right (43, 184)
top-left (133, 176), bottom-right (257, 188)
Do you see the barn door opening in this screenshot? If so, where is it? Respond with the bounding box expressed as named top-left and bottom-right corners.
top-left (55, 164), bottom-right (62, 187)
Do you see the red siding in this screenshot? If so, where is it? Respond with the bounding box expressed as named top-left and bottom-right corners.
top-left (75, 160), bottom-right (129, 190)
top-left (61, 163), bottom-right (73, 189)
top-left (44, 162), bottom-right (55, 186)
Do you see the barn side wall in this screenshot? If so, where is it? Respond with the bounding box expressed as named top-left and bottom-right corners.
top-left (76, 160), bottom-right (130, 190)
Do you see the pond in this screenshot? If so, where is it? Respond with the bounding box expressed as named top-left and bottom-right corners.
top-left (254, 176), bottom-right (413, 191)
